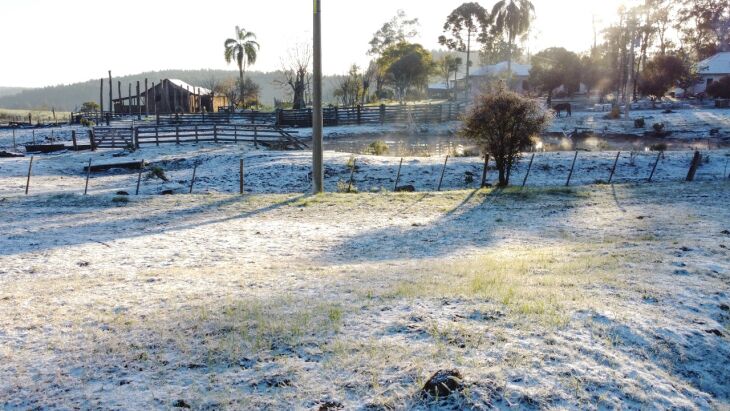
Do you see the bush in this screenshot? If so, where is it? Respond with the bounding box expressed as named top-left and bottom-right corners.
top-left (146, 166), bottom-right (168, 181)
top-left (367, 140), bottom-right (389, 155)
top-left (605, 106), bottom-right (621, 119)
top-left (336, 179), bottom-right (357, 193)
top-left (634, 118), bottom-right (645, 128)
top-left (461, 89), bottom-right (549, 186)
top-left (707, 76), bottom-right (730, 99)
top-left (111, 196), bottom-right (129, 204)
top-left (652, 123), bottom-right (665, 133)
top-left (650, 143), bottom-right (668, 151)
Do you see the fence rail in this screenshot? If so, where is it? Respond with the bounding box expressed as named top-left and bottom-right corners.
top-left (92, 124), bottom-right (307, 150)
top-left (74, 102), bottom-right (467, 128)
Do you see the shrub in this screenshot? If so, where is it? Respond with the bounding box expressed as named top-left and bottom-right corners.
top-left (111, 196), bottom-right (129, 204)
top-left (650, 143), bottom-right (668, 151)
top-left (605, 106), bottom-right (621, 119)
top-left (652, 123), bottom-right (665, 133)
top-left (707, 76), bottom-right (730, 99)
top-left (146, 166), bottom-right (168, 181)
top-left (367, 140), bottom-right (389, 155)
top-left (634, 118), bottom-right (645, 128)
top-left (461, 89), bottom-right (549, 186)
top-left (336, 179), bottom-right (357, 193)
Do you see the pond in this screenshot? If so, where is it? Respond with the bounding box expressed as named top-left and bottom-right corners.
top-left (323, 131), bottom-right (726, 157)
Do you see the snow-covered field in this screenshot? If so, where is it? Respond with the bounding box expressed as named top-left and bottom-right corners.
top-left (0, 143), bottom-right (728, 197)
top-left (0, 181), bottom-right (728, 409)
top-left (1, 114), bottom-right (729, 409)
top-left (548, 107), bottom-right (730, 140)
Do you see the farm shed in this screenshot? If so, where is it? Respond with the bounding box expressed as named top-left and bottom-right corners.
top-left (113, 79), bottom-right (228, 115)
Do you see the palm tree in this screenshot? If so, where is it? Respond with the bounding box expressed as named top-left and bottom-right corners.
top-left (491, 0), bottom-right (534, 79)
top-left (224, 26), bottom-right (260, 107)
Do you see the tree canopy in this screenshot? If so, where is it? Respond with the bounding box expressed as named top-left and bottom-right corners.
top-left (528, 47), bottom-right (581, 106)
top-left (378, 42), bottom-right (435, 103)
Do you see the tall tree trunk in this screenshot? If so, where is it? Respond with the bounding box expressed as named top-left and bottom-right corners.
top-left (465, 29), bottom-right (471, 100)
top-left (239, 65), bottom-right (245, 108)
top-left (507, 34), bottom-right (514, 84)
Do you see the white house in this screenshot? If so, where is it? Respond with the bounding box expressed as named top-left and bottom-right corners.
top-left (692, 52), bottom-right (730, 94)
top-left (455, 61), bottom-right (532, 93)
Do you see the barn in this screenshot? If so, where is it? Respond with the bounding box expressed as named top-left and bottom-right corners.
top-left (113, 79), bottom-right (229, 115)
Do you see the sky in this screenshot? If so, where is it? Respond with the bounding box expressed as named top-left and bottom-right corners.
top-left (0, 0), bottom-right (634, 88)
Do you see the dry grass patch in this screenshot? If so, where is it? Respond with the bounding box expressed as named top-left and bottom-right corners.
top-left (384, 245), bottom-right (625, 326)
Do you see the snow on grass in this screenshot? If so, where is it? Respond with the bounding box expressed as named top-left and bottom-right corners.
top-left (0, 141), bottom-right (728, 198)
top-left (0, 182), bottom-right (728, 409)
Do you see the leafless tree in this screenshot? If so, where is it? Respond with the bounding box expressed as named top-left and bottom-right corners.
top-left (276, 45), bottom-right (312, 109)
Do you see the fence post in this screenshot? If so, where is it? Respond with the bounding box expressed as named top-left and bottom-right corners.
top-left (356, 105), bottom-right (362, 125)
top-left (481, 154), bottom-right (490, 187)
top-left (25, 156), bottom-right (34, 195)
top-left (135, 162), bottom-right (143, 195)
top-left (88, 130), bottom-right (97, 151)
top-left (12, 129), bottom-right (16, 151)
top-left (84, 158), bottom-right (92, 195)
top-left (522, 153), bottom-right (535, 187)
top-left (253, 125), bottom-right (258, 149)
top-left (134, 128), bottom-right (140, 149)
top-left (608, 151), bottom-right (620, 184)
top-left (647, 151), bottom-right (662, 182)
top-left (71, 130), bottom-right (77, 150)
top-left (239, 158), bottom-right (244, 195)
top-left (176, 126), bottom-right (180, 145)
top-left (189, 163), bottom-right (197, 194)
top-left (437, 155), bottom-right (449, 191)
top-left (380, 104), bottom-right (386, 125)
top-left (194, 125), bottom-right (199, 144)
top-left (347, 158), bottom-right (357, 193)
top-left (213, 125), bottom-right (218, 143)
top-left (394, 158), bottom-right (403, 191)
top-left (155, 128), bottom-right (160, 146)
top-left (566, 151), bottom-right (579, 186)
top-left (686, 151), bottom-right (701, 182)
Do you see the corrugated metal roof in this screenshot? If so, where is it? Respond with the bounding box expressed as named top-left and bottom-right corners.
top-left (168, 79), bottom-right (212, 95)
top-left (459, 61), bottom-right (531, 80)
top-left (697, 52), bottom-right (730, 75)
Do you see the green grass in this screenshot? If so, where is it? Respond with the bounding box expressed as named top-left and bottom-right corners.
top-left (0, 107), bottom-right (71, 123)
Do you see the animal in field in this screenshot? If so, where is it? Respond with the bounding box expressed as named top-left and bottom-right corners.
top-left (552, 103), bottom-right (572, 118)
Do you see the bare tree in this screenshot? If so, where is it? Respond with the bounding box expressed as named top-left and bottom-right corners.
top-left (276, 45), bottom-right (312, 109)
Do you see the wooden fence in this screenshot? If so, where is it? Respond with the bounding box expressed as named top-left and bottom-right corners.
top-left (92, 124), bottom-right (307, 150)
top-left (75, 102), bottom-right (467, 128)
top-left (276, 102), bottom-right (466, 127)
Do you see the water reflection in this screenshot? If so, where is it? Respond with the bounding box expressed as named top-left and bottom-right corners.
top-left (323, 132), bottom-right (726, 157)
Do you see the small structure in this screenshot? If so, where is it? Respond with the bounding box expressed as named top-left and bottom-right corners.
top-left (455, 61), bottom-right (533, 94)
top-left (692, 52), bottom-right (730, 94)
top-left (113, 79), bottom-right (228, 115)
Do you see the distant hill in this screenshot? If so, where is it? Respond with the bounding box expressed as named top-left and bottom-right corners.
top-left (0, 87), bottom-right (29, 98)
top-left (0, 69), bottom-right (346, 111)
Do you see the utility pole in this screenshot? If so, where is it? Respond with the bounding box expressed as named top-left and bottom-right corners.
top-left (312, 0), bottom-right (324, 193)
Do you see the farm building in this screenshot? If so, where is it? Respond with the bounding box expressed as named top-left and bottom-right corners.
top-left (454, 61), bottom-right (533, 94)
top-left (691, 52), bottom-right (730, 94)
top-left (113, 79), bottom-right (229, 115)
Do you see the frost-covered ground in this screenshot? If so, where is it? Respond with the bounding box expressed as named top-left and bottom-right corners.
top-left (548, 107), bottom-right (730, 140)
top-left (0, 142), bottom-right (729, 197)
top-left (0, 181), bottom-right (729, 409)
